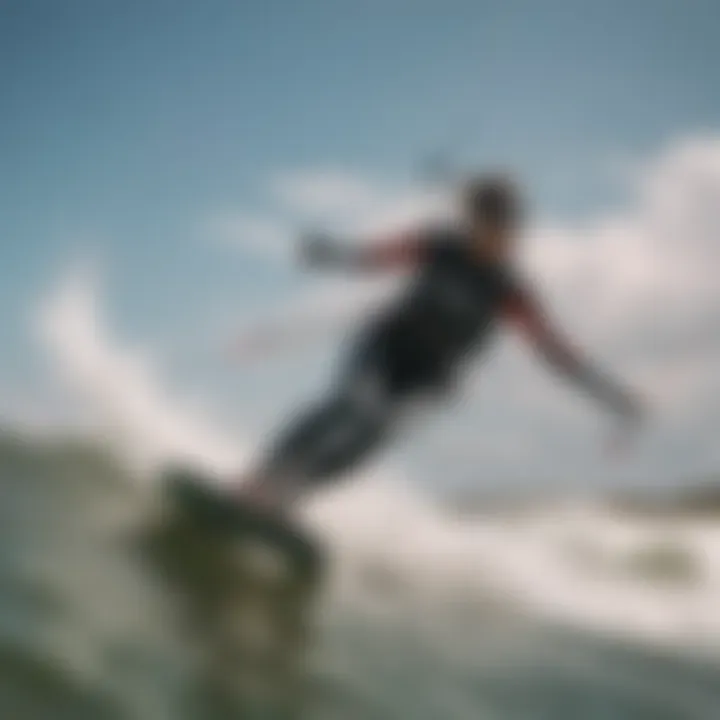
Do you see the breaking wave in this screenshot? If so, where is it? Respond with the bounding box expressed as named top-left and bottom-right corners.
top-left (2, 430), bottom-right (720, 718)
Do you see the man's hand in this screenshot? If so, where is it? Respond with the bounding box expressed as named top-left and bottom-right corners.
top-left (573, 374), bottom-right (646, 459)
top-left (297, 231), bottom-right (339, 268)
top-left (605, 392), bottom-right (645, 459)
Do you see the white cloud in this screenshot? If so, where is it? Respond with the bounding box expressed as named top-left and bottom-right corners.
top-left (272, 169), bottom-right (378, 219)
top-left (522, 137), bottom-right (720, 404)
top-left (35, 266), bottom-right (244, 477)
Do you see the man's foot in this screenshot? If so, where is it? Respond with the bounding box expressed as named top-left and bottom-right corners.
top-left (232, 475), bottom-right (292, 519)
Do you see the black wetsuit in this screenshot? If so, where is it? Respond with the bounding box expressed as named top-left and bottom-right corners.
top-left (349, 227), bottom-right (520, 396)
top-left (261, 227), bottom-right (523, 491)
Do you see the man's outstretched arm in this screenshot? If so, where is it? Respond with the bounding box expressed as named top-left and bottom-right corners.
top-left (299, 230), bottom-right (428, 272)
top-left (504, 288), bottom-right (641, 421)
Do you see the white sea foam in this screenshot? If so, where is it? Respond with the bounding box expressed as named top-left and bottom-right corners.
top-left (304, 477), bottom-right (720, 652)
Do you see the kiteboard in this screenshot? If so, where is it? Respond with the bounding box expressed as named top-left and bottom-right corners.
top-left (139, 466), bottom-right (325, 716)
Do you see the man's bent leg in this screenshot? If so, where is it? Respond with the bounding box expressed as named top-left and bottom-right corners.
top-left (237, 373), bottom-right (397, 511)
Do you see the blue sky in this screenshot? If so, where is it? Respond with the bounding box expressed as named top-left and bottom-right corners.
top-left (3, 0), bottom-right (720, 490)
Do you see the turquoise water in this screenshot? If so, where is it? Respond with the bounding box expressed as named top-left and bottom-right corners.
top-left (0, 433), bottom-right (719, 719)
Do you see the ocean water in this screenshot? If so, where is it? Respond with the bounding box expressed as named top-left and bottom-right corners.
top-left (1, 432), bottom-right (719, 719)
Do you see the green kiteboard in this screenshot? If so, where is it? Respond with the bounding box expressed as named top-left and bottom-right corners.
top-left (141, 466), bottom-right (325, 716)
